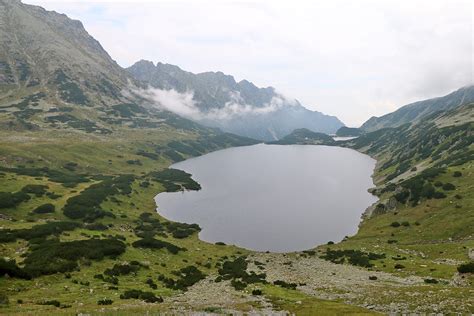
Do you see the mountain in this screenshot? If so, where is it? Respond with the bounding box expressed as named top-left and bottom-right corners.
top-left (0, 0), bottom-right (128, 100)
top-left (335, 126), bottom-right (363, 137)
top-left (0, 0), bottom-right (256, 150)
top-left (127, 60), bottom-right (344, 141)
top-left (361, 86), bottom-right (474, 132)
top-left (267, 128), bottom-right (335, 145)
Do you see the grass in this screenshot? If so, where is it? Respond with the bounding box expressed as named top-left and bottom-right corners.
top-left (259, 284), bottom-right (379, 315)
top-left (0, 101), bottom-right (472, 313)
top-left (318, 162), bottom-right (473, 281)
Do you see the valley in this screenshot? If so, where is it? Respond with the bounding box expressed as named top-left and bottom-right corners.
top-left (0, 0), bottom-right (472, 315)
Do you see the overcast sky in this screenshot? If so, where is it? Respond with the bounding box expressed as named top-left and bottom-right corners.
top-left (26, 0), bottom-right (473, 126)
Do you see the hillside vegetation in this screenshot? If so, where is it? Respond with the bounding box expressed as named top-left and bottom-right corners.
top-left (0, 1), bottom-right (472, 314)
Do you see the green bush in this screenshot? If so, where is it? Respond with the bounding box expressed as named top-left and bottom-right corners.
top-left (424, 278), bottom-right (438, 284)
top-left (149, 169), bottom-right (201, 192)
top-left (321, 249), bottom-right (385, 268)
top-left (39, 300), bottom-right (61, 307)
top-left (160, 266), bottom-right (206, 290)
top-left (0, 191), bottom-right (30, 209)
top-left (390, 222), bottom-right (401, 227)
top-left (21, 184), bottom-right (48, 196)
top-left (453, 171), bottom-right (462, 177)
top-left (457, 261), bottom-right (474, 273)
top-left (104, 262), bottom-right (141, 276)
top-left (132, 237), bottom-right (183, 254)
top-left (120, 290), bottom-right (163, 303)
top-left (32, 203), bottom-right (55, 214)
top-left (97, 299), bottom-right (113, 305)
top-left (231, 279), bottom-right (247, 290)
top-left (0, 221), bottom-right (81, 242)
top-left (0, 258), bottom-right (31, 279)
top-left (273, 280), bottom-right (297, 290)
top-left (217, 257), bottom-right (266, 287)
top-left (63, 175), bottom-right (134, 220)
top-left (23, 238), bottom-right (126, 277)
top-left (442, 183), bottom-right (455, 191)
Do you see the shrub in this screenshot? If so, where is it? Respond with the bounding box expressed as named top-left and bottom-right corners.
top-left (149, 169), bottom-right (201, 192)
top-left (104, 262), bottom-right (141, 276)
top-left (424, 278), bottom-right (438, 284)
top-left (252, 289), bottom-right (262, 295)
top-left (32, 203), bottom-right (55, 214)
top-left (231, 279), bottom-right (247, 290)
top-left (63, 175), bottom-right (134, 220)
top-left (146, 278), bottom-right (157, 289)
top-left (0, 191), bottom-right (30, 209)
top-left (401, 221), bottom-right (410, 227)
top-left (457, 261), bottom-right (474, 274)
top-left (453, 171), bottom-right (462, 177)
top-left (394, 264), bottom-right (405, 269)
top-left (273, 280), bottom-right (297, 290)
top-left (390, 222), bottom-right (401, 227)
top-left (433, 191), bottom-right (446, 199)
top-left (0, 221), bottom-right (81, 242)
top-left (132, 237), bottom-right (183, 254)
top-left (160, 266), bottom-right (206, 290)
top-left (0, 258), bottom-right (31, 279)
top-left (369, 276), bottom-right (378, 280)
top-left (217, 257), bottom-right (266, 287)
top-left (97, 299), bottom-right (113, 305)
top-left (120, 290), bottom-right (163, 303)
top-left (21, 184), bottom-right (48, 196)
top-left (40, 300), bottom-right (61, 307)
top-left (23, 238), bottom-right (126, 277)
top-left (442, 183), bottom-right (456, 191)
top-left (165, 222), bottom-right (200, 239)
top-left (321, 249), bottom-right (385, 268)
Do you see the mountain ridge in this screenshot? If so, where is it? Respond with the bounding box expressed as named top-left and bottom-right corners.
top-left (361, 85), bottom-right (474, 131)
top-left (127, 59), bottom-right (344, 141)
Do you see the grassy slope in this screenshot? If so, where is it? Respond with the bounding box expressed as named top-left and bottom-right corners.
top-left (321, 108), bottom-right (473, 284)
top-left (0, 126), bottom-right (373, 315)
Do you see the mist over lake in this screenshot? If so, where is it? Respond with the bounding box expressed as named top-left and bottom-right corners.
top-left (155, 144), bottom-right (378, 252)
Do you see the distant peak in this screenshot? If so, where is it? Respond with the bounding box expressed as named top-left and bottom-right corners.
top-left (133, 60), bottom-right (155, 67)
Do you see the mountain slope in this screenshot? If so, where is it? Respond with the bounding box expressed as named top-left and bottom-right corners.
top-left (361, 86), bottom-right (474, 132)
top-left (0, 0), bottom-right (127, 100)
top-left (328, 102), bottom-right (474, 281)
top-left (267, 128), bottom-right (335, 145)
top-left (127, 60), bottom-right (344, 141)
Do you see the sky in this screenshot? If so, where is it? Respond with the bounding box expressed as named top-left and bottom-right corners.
top-left (26, 0), bottom-right (473, 126)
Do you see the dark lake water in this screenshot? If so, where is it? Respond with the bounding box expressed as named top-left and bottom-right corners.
top-left (155, 144), bottom-right (377, 252)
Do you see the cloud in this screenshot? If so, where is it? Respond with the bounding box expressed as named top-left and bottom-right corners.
top-left (129, 85), bottom-right (294, 122)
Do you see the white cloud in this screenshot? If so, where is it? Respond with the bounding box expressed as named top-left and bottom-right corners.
top-left (25, 0), bottom-right (473, 126)
top-left (130, 85), bottom-right (292, 121)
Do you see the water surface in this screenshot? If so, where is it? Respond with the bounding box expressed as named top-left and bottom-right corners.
top-left (155, 144), bottom-right (377, 252)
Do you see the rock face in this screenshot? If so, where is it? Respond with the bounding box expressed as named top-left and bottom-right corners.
top-left (127, 60), bottom-right (344, 141)
top-left (361, 86), bottom-right (474, 132)
top-left (0, 0), bottom-right (128, 98)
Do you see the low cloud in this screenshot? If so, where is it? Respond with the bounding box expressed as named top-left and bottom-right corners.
top-left (129, 85), bottom-right (295, 122)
